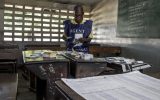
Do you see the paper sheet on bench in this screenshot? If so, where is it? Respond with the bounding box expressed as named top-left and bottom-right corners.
top-left (62, 71), bottom-right (160, 100)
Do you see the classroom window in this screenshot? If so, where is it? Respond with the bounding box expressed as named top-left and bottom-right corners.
top-left (3, 3), bottom-right (91, 43)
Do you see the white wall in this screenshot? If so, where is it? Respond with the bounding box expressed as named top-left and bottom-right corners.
top-left (91, 0), bottom-right (118, 43)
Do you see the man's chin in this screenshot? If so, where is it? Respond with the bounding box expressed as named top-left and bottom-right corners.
top-left (75, 19), bottom-right (82, 23)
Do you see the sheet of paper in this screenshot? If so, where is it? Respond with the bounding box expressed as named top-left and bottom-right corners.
top-left (75, 34), bottom-right (83, 39)
top-left (62, 71), bottom-right (160, 100)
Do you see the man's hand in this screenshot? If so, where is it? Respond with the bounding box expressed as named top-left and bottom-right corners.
top-left (62, 35), bottom-right (71, 41)
top-left (78, 38), bottom-right (85, 43)
top-left (67, 37), bottom-right (72, 39)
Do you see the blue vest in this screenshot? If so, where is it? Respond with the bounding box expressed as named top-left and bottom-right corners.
top-left (64, 20), bottom-right (92, 53)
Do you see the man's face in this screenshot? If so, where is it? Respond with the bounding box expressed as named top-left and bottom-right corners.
top-left (74, 7), bottom-right (84, 24)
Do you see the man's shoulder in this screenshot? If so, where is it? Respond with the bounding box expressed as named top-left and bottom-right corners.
top-left (64, 20), bottom-right (93, 25)
top-left (84, 20), bottom-right (93, 27)
top-left (85, 20), bottom-right (93, 22)
top-left (84, 20), bottom-right (93, 25)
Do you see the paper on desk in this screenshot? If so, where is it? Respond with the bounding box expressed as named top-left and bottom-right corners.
top-left (62, 71), bottom-right (160, 100)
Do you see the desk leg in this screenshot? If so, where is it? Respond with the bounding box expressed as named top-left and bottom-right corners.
top-left (29, 72), bottom-right (36, 92)
top-left (36, 77), bottom-right (46, 100)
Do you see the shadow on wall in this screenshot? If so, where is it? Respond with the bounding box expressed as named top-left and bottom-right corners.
top-left (91, 0), bottom-right (118, 43)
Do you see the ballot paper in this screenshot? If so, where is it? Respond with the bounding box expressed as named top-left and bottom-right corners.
top-left (62, 71), bottom-right (160, 100)
top-left (75, 33), bottom-right (83, 39)
top-left (73, 34), bottom-right (83, 47)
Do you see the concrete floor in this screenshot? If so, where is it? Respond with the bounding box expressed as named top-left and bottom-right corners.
top-left (17, 70), bottom-right (36, 100)
top-left (16, 69), bottom-right (160, 100)
top-left (145, 72), bottom-right (160, 79)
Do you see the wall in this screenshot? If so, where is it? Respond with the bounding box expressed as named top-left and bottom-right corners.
top-left (5, 0), bottom-right (91, 11)
top-left (1, 0), bottom-right (91, 48)
top-left (91, 0), bottom-right (118, 43)
top-left (0, 0), bottom-right (4, 42)
top-left (91, 0), bottom-right (160, 74)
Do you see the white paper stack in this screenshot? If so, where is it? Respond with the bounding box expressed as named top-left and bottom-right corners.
top-left (62, 71), bottom-right (160, 100)
top-left (106, 57), bottom-right (151, 72)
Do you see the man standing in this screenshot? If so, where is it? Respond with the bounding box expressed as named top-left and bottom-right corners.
top-left (63, 5), bottom-right (93, 53)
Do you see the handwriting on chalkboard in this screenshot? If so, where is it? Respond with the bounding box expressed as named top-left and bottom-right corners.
top-left (117, 0), bottom-right (160, 38)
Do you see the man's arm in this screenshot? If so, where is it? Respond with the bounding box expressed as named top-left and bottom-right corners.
top-left (78, 37), bottom-right (92, 43)
top-left (62, 33), bottom-right (72, 41)
top-left (62, 33), bottom-right (67, 41)
top-left (63, 20), bottom-right (72, 41)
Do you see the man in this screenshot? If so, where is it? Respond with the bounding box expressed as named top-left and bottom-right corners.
top-left (63, 5), bottom-right (93, 53)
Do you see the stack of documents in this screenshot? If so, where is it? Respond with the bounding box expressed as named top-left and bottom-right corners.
top-left (106, 57), bottom-right (151, 72)
top-left (62, 71), bottom-right (160, 100)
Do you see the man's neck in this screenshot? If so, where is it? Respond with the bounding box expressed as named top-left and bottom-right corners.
top-left (71, 19), bottom-right (84, 24)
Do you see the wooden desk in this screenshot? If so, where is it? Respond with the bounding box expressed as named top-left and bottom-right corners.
top-left (24, 44), bottom-right (121, 57)
top-left (0, 53), bottom-right (17, 73)
top-left (54, 81), bottom-right (85, 100)
top-left (0, 61), bottom-right (16, 73)
top-left (0, 49), bottom-right (20, 73)
top-left (89, 45), bottom-right (121, 56)
top-left (54, 72), bottom-right (160, 100)
top-left (0, 74), bottom-right (18, 100)
top-left (62, 53), bottom-right (112, 78)
top-left (24, 44), bottom-right (65, 51)
top-left (23, 50), bottom-right (69, 100)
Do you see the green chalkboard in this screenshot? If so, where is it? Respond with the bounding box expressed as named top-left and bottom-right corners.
top-left (117, 0), bottom-right (160, 38)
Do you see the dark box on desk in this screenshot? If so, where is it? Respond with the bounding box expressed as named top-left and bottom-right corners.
top-left (70, 60), bottom-right (108, 78)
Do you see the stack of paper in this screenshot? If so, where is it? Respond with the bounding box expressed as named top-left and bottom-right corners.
top-left (62, 71), bottom-right (160, 100)
top-left (106, 57), bottom-right (151, 72)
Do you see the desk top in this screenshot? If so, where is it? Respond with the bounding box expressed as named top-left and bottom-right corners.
top-left (62, 52), bottom-right (107, 63)
top-left (57, 71), bottom-right (160, 100)
top-left (23, 50), bottom-right (69, 80)
top-left (23, 50), bottom-right (69, 64)
top-left (55, 81), bottom-right (85, 100)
